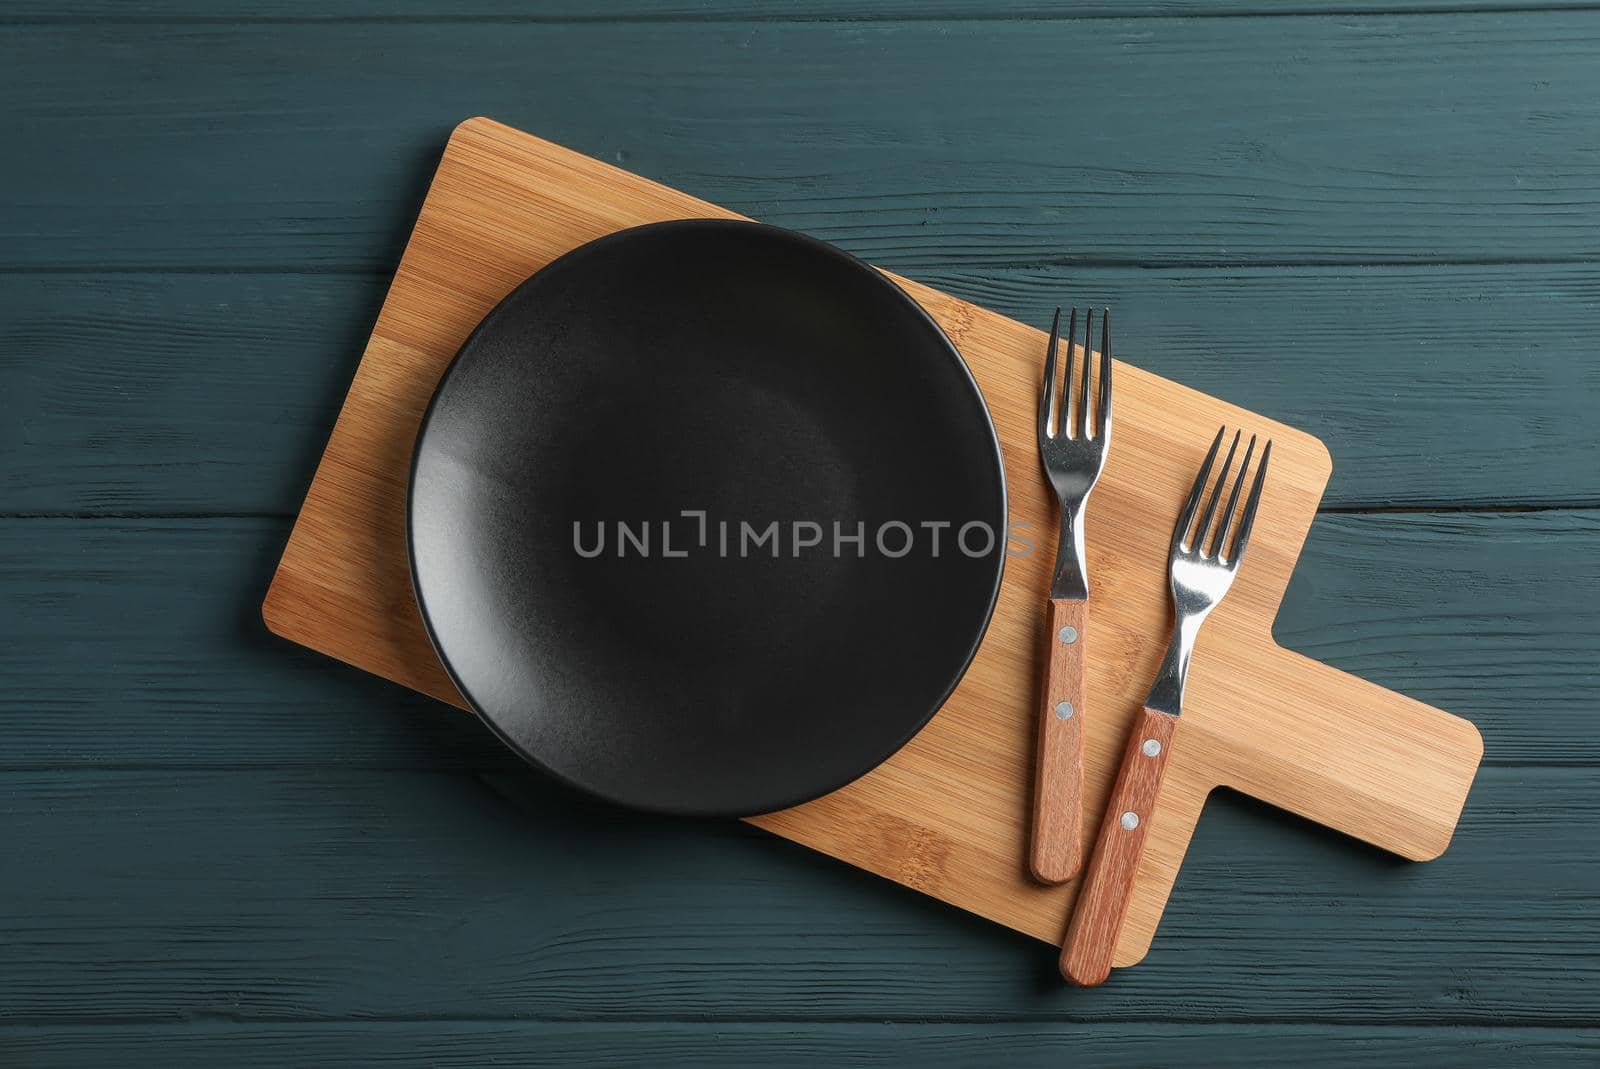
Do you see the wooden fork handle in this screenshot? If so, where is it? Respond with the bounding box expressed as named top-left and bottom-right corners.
top-left (1030, 597), bottom-right (1087, 884)
top-left (1061, 705), bottom-right (1179, 985)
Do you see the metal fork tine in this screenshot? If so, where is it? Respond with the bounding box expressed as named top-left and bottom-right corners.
top-left (1095, 310), bottom-right (1111, 438)
top-left (1212, 435), bottom-right (1256, 559)
top-left (1060, 307), bottom-right (1079, 438)
top-left (1195, 430), bottom-right (1241, 556)
top-left (1040, 307), bottom-right (1062, 439)
top-left (1173, 426), bottom-right (1226, 550)
top-left (1075, 308), bottom-right (1094, 440)
top-left (1229, 440), bottom-right (1273, 564)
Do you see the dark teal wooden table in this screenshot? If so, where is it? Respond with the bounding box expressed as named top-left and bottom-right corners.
top-left (4, 3), bottom-right (1598, 1066)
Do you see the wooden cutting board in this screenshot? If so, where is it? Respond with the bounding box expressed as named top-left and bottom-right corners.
top-left (263, 117), bottom-right (1483, 966)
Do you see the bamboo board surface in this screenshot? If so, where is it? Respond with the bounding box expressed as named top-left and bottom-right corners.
top-left (262, 117), bottom-right (1483, 965)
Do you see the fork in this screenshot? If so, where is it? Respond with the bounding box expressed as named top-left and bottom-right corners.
top-left (1061, 425), bottom-right (1272, 985)
top-left (1031, 307), bottom-right (1112, 885)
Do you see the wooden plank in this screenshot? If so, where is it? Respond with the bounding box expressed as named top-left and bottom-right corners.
top-left (5, 265), bottom-right (1595, 516)
top-left (0, 1022), bottom-right (1595, 1069)
top-left (0, 765), bottom-right (1590, 1021)
top-left (1, 511), bottom-right (1587, 768)
top-left (0, 517), bottom-right (520, 771)
top-left (0, 274), bottom-right (387, 516)
top-left (4, 16), bottom-right (1600, 270)
top-left (7, 1), bottom-right (1592, 18)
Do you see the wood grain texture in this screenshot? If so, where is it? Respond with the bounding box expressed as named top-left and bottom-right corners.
top-left (6, 265), bottom-right (1599, 515)
top-left (1063, 707), bottom-right (1179, 985)
top-left (1, 1023), bottom-right (1596, 1069)
top-left (0, 766), bottom-right (1592, 1023)
top-left (0, 275), bottom-right (386, 516)
top-left (9, 1), bottom-right (1590, 18)
top-left (6, 16), bottom-right (1600, 271)
top-left (0, 517), bottom-right (520, 771)
top-left (1031, 598), bottom-right (1086, 884)
top-left (261, 119), bottom-right (1482, 965)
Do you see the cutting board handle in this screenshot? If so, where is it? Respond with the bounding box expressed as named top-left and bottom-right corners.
top-left (1196, 643), bottom-right (1485, 862)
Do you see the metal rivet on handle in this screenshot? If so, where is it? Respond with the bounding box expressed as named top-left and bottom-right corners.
top-left (1058, 626), bottom-right (1078, 644)
top-left (1142, 739), bottom-right (1162, 758)
top-left (1120, 811), bottom-right (1140, 831)
top-left (1055, 701), bottom-right (1074, 720)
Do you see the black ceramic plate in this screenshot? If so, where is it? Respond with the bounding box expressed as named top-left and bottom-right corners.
top-left (408, 220), bottom-right (1006, 817)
